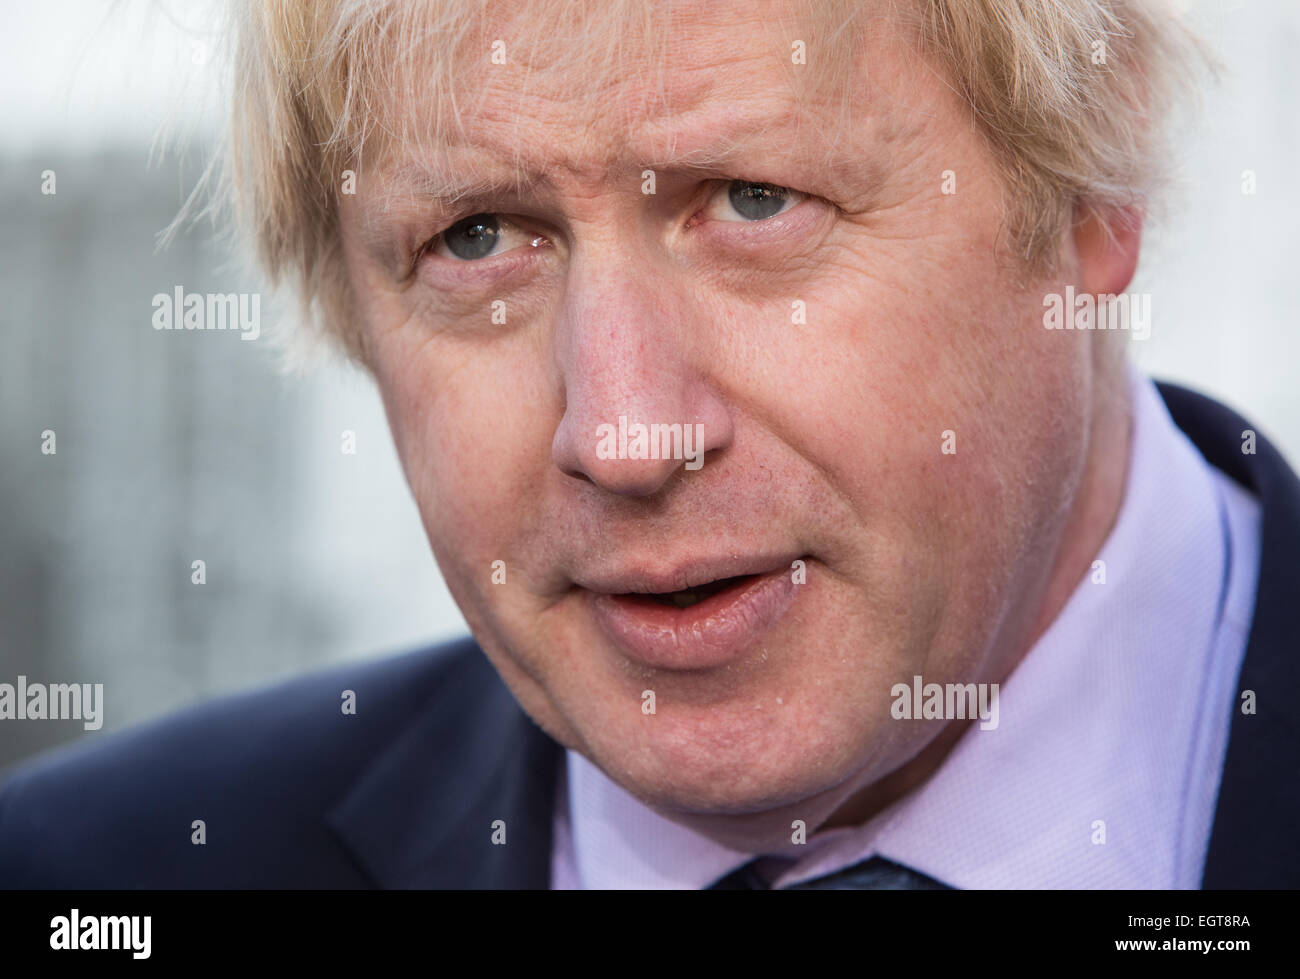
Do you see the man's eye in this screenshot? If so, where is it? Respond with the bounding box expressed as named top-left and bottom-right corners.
top-left (431, 213), bottom-right (540, 261)
top-left (710, 181), bottom-right (804, 222)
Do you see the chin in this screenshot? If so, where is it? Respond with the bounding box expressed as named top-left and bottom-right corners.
top-left (581, 696), bottom-right (880, 818)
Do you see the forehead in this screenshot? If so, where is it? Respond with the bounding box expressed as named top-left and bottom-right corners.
top-left (357, 0), bottom-right (905, 201)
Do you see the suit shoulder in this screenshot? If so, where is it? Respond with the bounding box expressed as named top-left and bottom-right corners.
top-left (0, 635), bottom-right (487, 887)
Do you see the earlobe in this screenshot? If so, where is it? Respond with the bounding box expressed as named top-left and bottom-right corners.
top-left (1072, 203), bottom-right (1143, 298)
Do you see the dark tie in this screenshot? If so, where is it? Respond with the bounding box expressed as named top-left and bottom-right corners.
top-left (707, 854), bottom-right (952, 890)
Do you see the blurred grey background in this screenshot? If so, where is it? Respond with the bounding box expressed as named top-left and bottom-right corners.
top-left (1, 0), bottom-right (1297, 771)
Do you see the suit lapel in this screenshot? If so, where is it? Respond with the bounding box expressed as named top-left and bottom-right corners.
top-left (1158, 382), bottom-right (1300, 887)
top-left (325, 645), bottom-right (562, 888)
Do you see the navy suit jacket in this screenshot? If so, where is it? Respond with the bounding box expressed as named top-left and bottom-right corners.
top-left (1, 382), bottom-right (1297, 888)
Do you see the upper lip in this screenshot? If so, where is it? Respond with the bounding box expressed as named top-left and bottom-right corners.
top-left (574, 554), bottom-right (802, 595)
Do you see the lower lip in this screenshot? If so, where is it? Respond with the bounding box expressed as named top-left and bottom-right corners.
top-left (587, 568), bottom-right (799, 670)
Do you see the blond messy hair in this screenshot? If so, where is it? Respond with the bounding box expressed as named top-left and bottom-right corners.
top-left (202, 0), bottom-right (1215, 365)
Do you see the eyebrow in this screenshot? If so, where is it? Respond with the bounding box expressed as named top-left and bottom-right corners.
top-left (380, 159), bottom-right (545, 214)
top-left (373, 106), bottom-right (818, 216)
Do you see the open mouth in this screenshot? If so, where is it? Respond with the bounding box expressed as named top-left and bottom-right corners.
top-left (627, 573), bottom-right (762, 609)
top-left (585, 562), bottom-right (802, 670)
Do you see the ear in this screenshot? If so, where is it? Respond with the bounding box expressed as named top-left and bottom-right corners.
top-left (1072, 202), bottom-right (1143, 297)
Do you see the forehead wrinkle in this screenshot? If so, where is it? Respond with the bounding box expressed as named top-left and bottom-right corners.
top-left (371, 83), bottom-right (637, 211)
top-left (370, 30), bottom-right (883, 218)
top-left (378, 137), bottom-right (627, 219)
top-left (354, 0), bottom-right (892, 205)
top-left (375, 104), bottom-right (854, 224)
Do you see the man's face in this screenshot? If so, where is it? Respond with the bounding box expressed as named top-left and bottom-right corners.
top-left (339, 1), bottom-right (1099, 836)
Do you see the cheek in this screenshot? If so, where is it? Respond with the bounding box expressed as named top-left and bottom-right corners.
top-left (763, 243), bottom-right (1091, 643)
top-left (339, 235), bottom-right (542, 561)
top-left (374, 331), bottom-right (556, 579)
top-left (755, 246), bottom-right (1076, 491)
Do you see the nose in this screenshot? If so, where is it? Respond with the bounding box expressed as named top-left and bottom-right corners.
top-left (550, 247), bottom-right (734, 497)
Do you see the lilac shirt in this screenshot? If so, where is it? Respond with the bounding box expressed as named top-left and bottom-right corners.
top-left (550, 366), bottom-right (1262, 888)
